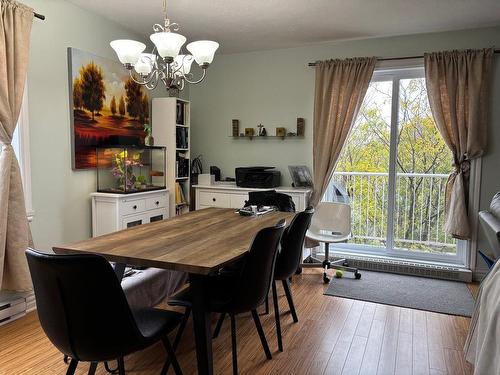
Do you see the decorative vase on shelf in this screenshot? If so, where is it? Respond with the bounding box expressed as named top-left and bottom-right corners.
top-left (145, 134), bottom-right (154, 146)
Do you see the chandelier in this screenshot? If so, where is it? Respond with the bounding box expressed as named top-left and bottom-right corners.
top-left (110, 0), bottom-right (219, 92)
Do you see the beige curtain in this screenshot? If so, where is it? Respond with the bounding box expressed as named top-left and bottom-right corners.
top-left (0, 0), bottom-right (33, 291)
top-left (424, 49), bottom-right (493, 240)
top-left (311, 57), bottom-right (377, 206)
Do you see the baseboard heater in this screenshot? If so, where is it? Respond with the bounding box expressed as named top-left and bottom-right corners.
top-left (326, 254), bottom-right (472, 282)
top-left (0, 292), bottom-right (36, 326)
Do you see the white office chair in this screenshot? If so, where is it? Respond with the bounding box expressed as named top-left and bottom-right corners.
top-left (304, 202), bottom-right (361, 283)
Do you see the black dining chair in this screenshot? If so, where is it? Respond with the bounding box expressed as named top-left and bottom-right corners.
top-left (271, 207), bottom-right (313, 351)
top-left (168, 219), bottom-right (286, 375)
top-left (25, 248), bottom-right (185, 375)
top-left (211, 208), bottom-right (314, 352)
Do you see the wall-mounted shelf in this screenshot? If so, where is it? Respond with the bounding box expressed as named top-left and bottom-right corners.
top-left (230, 135), bottom-right (305, 140)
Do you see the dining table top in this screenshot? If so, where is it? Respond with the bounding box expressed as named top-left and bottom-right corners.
top-left (53, 207), bottom-right (296, 275)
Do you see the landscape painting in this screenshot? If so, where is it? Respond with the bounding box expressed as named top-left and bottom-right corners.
top-left (68, 47), bottom-right (149, 169)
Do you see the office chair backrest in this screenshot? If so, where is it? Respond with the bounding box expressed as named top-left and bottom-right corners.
top-left (275, 207), bottom-right (314, 280)
top-left (25, 249), bottom-right (143, 362)
top-left (231, 220), bottom-right (286, 313)
top-left (309, 202), bottom-right (351, 236)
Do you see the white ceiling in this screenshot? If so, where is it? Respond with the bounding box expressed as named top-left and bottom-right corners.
top-left (67, 0), bottom-right (500, 53)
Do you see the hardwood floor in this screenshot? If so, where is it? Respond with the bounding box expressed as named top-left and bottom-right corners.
top-left (0, 269), bottom-right (474, 375)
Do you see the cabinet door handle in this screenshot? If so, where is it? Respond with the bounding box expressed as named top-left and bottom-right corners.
top-left (156, 201), bottom-right (160, 205)
top-left (133, 205), bottom-right (137, 210)
top-left (212, 198), bottom-right (216, 202)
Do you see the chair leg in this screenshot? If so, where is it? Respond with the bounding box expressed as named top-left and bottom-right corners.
top-left (66, 359), bottom-right (78, 375)
top-left (282, 279), bottom-right (298, 323)
top-left (117, 357), bottom-right (125, 375)
top-left (264, 292), bottom-right (269, 314)
top-left (251, 309), bottom-right (272, 360)
top-left (88, 362), bottom-right (98, 375)
top-left (161, 336), bottom-right (183, 375)
top-left (230, 314), bottom-right (238, 375)
top-left (162, 306), bottom-right (190, 374)
top-left (272, 280), bottom-right (283, 352)
top-left (213, 312), bottom-right (226, 339)
top-left (104, 361), bottom-right (119, 374)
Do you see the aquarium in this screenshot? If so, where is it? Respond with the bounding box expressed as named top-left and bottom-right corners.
top-left (96, 146), bottom-right (166, 194)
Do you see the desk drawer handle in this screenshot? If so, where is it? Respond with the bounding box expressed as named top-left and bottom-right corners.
top-left (155, 201), bottom-right (160, 205)
top-left (133, 205), bottom-right (137, 210)
top-left (212, 198), bottom-right (216, 202)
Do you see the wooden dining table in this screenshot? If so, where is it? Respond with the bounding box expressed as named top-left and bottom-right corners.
top-left (53, 207), bottom-right (295, 375)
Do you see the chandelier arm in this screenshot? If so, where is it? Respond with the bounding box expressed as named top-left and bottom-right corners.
top-left (145, 70), bottom-right (160, 90)
top-left (182, 68), bottom-right (207, 84)
top-left (128, 70), bottom-right (157, 85)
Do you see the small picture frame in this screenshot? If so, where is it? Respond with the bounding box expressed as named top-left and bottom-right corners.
top-left (288, 165), bottom-right (313, 187)
top-left (232, 119), bottom-right (239, 137)
top-left (276, 127), bottom-right (286, 137)
top-left (297, 118), bottom-right (305, 136)
top-left (245, 128), bottom-right (254, 137)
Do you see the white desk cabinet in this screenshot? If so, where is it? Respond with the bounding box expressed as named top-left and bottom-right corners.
top-left (193, 184), bottom-right (311, 212)
top-left (91, 189), bottom-right (169, 237)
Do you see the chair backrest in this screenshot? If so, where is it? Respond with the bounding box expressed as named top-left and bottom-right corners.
top-left (25, 249), bottom-right (143, 361)
top-left (275, 207), bottom-right (314, 280)
top-left (231, 219), bottom-right (286, 313)
top-left (479, 192), bottom-right (500, 259)
top-left (309, 202), bottom-right (351, 236)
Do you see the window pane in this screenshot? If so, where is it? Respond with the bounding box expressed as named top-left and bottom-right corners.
top-left (324, 80), bottom-right (392, 249)
top-left (394, 78), bottom-right (455, 254)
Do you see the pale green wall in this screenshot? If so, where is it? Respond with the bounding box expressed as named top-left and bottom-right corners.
top-left (24, 0), bottom-right (149, 251)
top-left (189, 26), bottom-right (500, 273)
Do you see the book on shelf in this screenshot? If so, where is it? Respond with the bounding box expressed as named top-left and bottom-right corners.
top-left (176, 127), bottom-right (189, 149)
top-left (176, 102), bottom-right (185, 125)
top-left (176, 152), bottom-right (189, 178)
top-left (175, 182), bottom-right (186, 205)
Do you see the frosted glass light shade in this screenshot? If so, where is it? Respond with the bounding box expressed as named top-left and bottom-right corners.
top-left (110, 39), bottom-right (146, 65)
top-left (186, 40), bottom-right (219, 66)
top-left (150, 32), bottom-right (186, 59)
top-left (134, 53), bottom-right (157, 75)
top-left (174, 54), bottom-right (194, 76)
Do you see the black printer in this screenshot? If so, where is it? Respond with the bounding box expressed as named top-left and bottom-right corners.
top-left (235, 167), bottom-right (281, 188)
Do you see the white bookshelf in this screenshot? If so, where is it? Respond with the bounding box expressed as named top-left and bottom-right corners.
top-left (152, 97), bottom-right (191, 216)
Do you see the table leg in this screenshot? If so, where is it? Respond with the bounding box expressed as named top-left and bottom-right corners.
top-left (113, 263), bottom-right (126, 281)
top-left (189, 273), bottom-right (213, 375)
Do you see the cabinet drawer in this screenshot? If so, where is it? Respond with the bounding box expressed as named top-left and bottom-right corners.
top-left (198, 191), bottom-right (230, 208)
top-left (230, 194), bottom-right (248, 209)
top-left (120, 199), bottom-right (145, 216)
top-left (145, 194), bottom-right (168, 210)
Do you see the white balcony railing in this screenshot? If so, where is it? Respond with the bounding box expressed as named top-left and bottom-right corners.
top-left (324, 172), bottom-right (455, 253)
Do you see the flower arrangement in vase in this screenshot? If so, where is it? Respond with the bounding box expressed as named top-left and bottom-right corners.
top-left (111, 149), bottom-right (144, 191)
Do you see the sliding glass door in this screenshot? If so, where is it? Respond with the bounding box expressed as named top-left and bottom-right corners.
top-left (325, 66), bottom-right (465, 264)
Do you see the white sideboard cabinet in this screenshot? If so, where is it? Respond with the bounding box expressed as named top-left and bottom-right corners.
top-left (91, 189), bottom-right (169, 237)
top-left (193, 184), bottom-right (311, 212)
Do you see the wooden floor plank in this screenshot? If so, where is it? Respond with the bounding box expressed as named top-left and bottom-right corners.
top-left (0, 269), bottom-right (476, 375)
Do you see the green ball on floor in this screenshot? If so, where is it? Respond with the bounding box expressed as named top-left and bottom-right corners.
top-left (334, 269), bottom-right (343, 278)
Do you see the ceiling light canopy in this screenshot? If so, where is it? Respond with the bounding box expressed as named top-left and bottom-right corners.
top-left (110, 0), bottom-right (219, 92)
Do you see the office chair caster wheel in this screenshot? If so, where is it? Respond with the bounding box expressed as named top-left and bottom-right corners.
top-left (354, 271), bottom-right (361, 280)
top-left (323, 274), bottom-right (330, 283)
top-left (343, 261), bottom-right (349, 267)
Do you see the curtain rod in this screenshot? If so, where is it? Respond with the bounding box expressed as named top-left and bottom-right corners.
top-left (34, 12), bottom-right (45, 20)
top-left (307, 48), bottom-right (500, 66)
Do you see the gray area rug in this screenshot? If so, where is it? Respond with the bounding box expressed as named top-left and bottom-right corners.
top-left (324, 270), bottom-right (474, 317)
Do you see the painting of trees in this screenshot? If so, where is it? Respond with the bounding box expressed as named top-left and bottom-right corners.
top-left (332, 78), bottom-right (454, 254)
top-left (125, 78), bottom-right (144, 120)
top-left (118, 95), bottom-right (126, 117)
top-left (78, 62), bottom-right (106, 120)
top-left (73, 78), bottom-right (83, 110)
top-left (69, 48), bottom-right (149, 169)
top-left (110, 96), bottom-right (117, 116)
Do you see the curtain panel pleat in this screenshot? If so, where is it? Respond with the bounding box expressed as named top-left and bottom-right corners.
top-left (0, 0), bottom-right (34, 291)
top-left (424, 48), bottom-right (493, 239)
top-left (307, 57), bottom-right (376, 248)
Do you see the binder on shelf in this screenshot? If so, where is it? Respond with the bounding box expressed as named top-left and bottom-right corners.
top-left (175, 182), bottom-right (186, 205)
